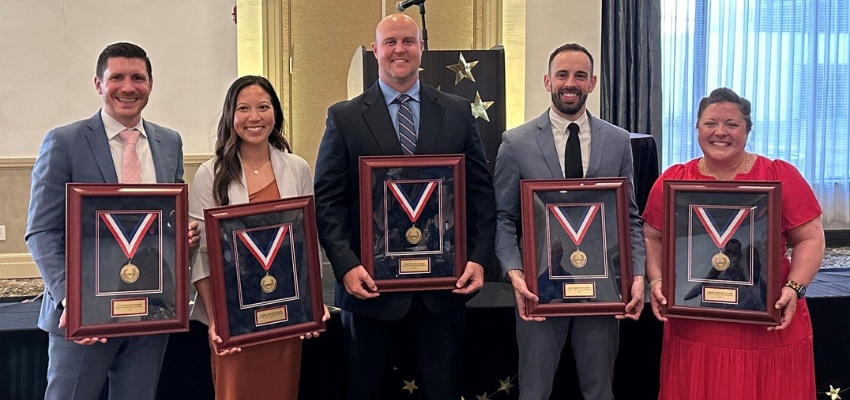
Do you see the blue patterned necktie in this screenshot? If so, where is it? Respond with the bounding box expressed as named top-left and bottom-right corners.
top-left (395, 94), bottom-right (416, 155)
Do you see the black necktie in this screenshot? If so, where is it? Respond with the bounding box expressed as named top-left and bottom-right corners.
top-left (564, 122), bottom-right (582, 178)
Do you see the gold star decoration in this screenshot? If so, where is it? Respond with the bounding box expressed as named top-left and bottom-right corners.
top-left (497, 377), bottom-right (515, 394)
top-left (470, 91), bottom-right (494, 122)
top-left (828, 385), bottom-right (842, 400)
top-left (476, 392), bottom-right (488, 400)
top-left (446, 53), bottom-right (478, 85)
top-left (402, 380), bottom-right (418, 394)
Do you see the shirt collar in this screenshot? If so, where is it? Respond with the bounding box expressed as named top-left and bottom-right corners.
top-left (548, 108), bottom-right (589, 135)
top-left (100, 109), bottom-right (147, 140)
top-left (378, 79), bottom-right (421, 106)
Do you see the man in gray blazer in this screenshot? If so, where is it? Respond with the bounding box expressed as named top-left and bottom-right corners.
top-left (26, 42), bottom-right (198, 400)
top-left (494, 43), bottom-right (646, 400)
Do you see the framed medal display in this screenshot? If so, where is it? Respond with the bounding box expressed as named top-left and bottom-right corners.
top-left (661, 180), bottom-right (781, 325)
top-left (204, 196), bottom-right (325, 350)
top-left (359, 155), bottom-right (466, 292)
top-left (65, 183), bottom-right (189, 340)
top-left (520, 179), bottom-right (634, 317)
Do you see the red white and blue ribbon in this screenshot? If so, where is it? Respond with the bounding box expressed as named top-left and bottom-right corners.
top-left (237, 226), bottom-right (289, 272)
top-left (549, 205), bottom-right (599, 247)
top-left (694, 207), bottom-right (750, 249)
top-left (388, 181), bottom-right (437, 224)
top-left (100, 213), bottom-right (157, 259)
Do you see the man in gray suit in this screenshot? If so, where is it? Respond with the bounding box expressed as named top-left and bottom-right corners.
top-left (26, 42), bottom-right (198, 400)
top-left (494, 43), bottom-right (646, 400)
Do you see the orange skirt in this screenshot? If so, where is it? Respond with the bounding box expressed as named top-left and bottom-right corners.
top-left (211, 338), bottom-right (302, 400)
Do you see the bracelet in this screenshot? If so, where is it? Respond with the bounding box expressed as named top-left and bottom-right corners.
top-left (648, 278), bottom-right (662, 289)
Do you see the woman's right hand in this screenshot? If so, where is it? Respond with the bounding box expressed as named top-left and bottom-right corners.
top-left (649, 280), bottom-right (668, 322)
top-left (208, 322), bottom-right (241, 356)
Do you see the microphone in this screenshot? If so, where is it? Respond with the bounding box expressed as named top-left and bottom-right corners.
top-left (396, 0), bottom-right (426, 12)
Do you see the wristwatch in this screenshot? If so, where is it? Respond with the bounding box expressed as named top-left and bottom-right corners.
top-left (784, 280), bottom-right (806, 299)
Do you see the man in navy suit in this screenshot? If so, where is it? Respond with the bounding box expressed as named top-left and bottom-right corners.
top-left (494, 43), bottom-right (646, 400)
top-left (314, 14), bottom-right (495, 400)
top-left (26, 42), bottom-right (198, 400)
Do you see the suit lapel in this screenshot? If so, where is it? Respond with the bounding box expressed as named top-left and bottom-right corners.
top-left (143, 121), bottom-right (167, 183)
top-left (586, 113), bottom-right (607, 178)
top-left (362, 83), bottom-right (404, 155)
top-left (414, 85), bottom-right (443, 154)
top-left (84, 113), bottom-right (119, 183)
top-left (534, 111), bottom-right (564, 179)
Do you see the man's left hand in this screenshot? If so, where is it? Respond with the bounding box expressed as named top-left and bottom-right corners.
top-left (453, 261), bottom-right (484, 294)
top-left (617, 276), bottom-right (645, 321)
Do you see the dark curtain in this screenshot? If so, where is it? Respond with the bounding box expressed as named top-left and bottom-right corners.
top-left (600, 0), bottom-right (663, 154)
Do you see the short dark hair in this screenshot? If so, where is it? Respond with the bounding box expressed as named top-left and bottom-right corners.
top-left (696, 88), bottom-right (753, 132)
top-left (96, 42), bottom-right (152, 81)
top-left (548, 43), bottom-right (594, 75)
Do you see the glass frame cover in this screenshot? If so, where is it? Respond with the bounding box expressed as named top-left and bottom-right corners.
top-left (65, 183), bottom-right (189, 340)
top-left (521, 178), bottom-right (634, 317)
top-left (359, 155), bottom-right (467, 292)
top-left (204, 196), bottom-right (325, 350)
top-left (661, 180), bottom-right (782, 325)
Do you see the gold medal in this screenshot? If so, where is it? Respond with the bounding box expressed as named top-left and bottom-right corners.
top-left (711, 252), bottom-right (730, 271)
top-left (120, 263), bottom-right (140, 283)
top-left (388, 181), bottom-right (437, 247)
top-left (569, 250), bottom-right (587, 269)
top-left (405, 226), bottom-right (422, 245)
top-left (260, 274), bottom-right (277, 293)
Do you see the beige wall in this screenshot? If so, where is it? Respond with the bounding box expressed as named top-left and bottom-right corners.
top-left (0, 0), bottom-right (601, 278)
top-left (0, 159), bottom-right (207, 278)
top-left (0, 0), bottom-right (234, 278)
top-left (524, 0), bottom-right (602, 120)
top-left (0, 163), bottom-right (33, 255)
top-left (289, 0), bottom-right (481, 168)
top-left (0, 0), bottom-right (237, 158)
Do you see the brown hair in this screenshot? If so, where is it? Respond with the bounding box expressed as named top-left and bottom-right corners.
top-left (696, 87), bottom-right (753, 132)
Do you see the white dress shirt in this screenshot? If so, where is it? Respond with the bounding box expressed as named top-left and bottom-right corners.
top-left (549, 108), bottom-right (591, 178)
top-left (187, 145), bottom-right (315, 325)
top-left (101, 109), bottom-right (157, 183)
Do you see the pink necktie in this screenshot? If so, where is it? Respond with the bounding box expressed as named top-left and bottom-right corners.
top-left (119, 129), bottom-right (141, 183)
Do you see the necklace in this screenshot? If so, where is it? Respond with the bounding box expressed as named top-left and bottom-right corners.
top-left (699, 153), bottom-right (750, 180)
top-left (241, 159), bottom-right (269, 175)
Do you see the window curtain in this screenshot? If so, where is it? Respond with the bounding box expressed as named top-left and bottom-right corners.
top-left (601, 0), bottom-right (664, 144)
top-left (661, 0), bottom-right (850, 229)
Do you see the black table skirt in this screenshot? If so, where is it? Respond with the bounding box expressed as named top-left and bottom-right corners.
top-left (2, 292), bottom-right (848, 400)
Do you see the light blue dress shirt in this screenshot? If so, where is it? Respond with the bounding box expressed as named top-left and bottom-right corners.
top-left (378, 79), bottom-right (421, 140)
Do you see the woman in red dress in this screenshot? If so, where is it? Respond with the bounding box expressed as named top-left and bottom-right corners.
top-left (643, 88), bottom-right (825, 399)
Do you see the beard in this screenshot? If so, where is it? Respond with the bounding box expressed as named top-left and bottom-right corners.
top-left (550, 86), bottom-right (588, 117)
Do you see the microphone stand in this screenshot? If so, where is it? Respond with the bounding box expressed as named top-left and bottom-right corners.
top-left (418, 3), bottom-right (429, 50)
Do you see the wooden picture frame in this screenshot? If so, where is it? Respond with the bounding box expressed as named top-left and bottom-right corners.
top-left (521, 178), bottom-right (634, 317)
top-left (661, 180), bottom-right (782, 325)
top-left (65, 183), bottom-right (189, 340)
top-left (203, 196), bottom-right (325, 350)
top-left (359, 155), bottom-right (466, 292)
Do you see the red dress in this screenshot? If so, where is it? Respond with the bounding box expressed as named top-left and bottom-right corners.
top-left (642, 156), bottom-right (822, 400)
